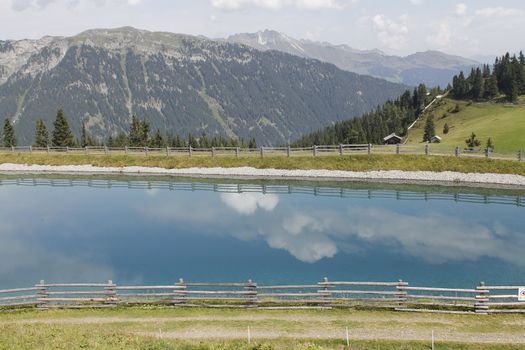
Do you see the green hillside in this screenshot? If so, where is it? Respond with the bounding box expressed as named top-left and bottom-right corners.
top-left (406, 96), bottom-right (525, 150)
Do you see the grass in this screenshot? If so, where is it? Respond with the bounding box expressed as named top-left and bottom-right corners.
top-left (1, 307), bottom-right (524, 349)
top-left (1, 152), bottom-right (525, 176)
top-left (406, 97), bottom-right (525, 150)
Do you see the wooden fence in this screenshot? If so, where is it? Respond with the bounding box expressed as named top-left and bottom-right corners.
top-left (1, 279), bottom-right (524, 315)
top-left (0, 144), bottom-right (523, 162)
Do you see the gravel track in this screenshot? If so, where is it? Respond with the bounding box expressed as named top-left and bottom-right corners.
top-left (1, 163), bottom-right (525, 186)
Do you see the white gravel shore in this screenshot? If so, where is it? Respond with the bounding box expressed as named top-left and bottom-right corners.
top-left (1, 163), bottom-right (525, 187)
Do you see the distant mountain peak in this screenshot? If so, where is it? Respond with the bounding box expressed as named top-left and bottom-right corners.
top-left (225, 30), bottom-right (479, 87)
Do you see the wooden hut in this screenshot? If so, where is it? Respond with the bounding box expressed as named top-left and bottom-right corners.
top-left (383, 133), bottom-right (402, 145)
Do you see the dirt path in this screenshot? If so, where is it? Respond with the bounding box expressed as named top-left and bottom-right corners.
top-left (3, 313), bottom-right (525, 344)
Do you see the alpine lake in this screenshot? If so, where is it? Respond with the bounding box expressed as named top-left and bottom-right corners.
top-left (1, 175), bottom-right (524, 290)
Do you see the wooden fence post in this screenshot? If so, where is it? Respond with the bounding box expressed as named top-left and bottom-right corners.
top-left (166, 147), bottom-right (170, 156)
top-left (189, 146), bottom-right (193, 157)
top-left (396, 280), bottom-right (408, 311)
top-left (313, 145), bottom-right (318, 157)
top-left (29, 146), bottom-right (32, 154)
top-left (368, 144), bottom-right (372, 155)
top-left (476, 282), bottom-right (489, 315)
top-left (320, 277), bottom-right (332, 308)
top-left (396, 144), bottom-right (400, 155)
top-left (105, 280), bottom-right (117, 307)
top-left (47, 146), bottom-right (50, 154)
top-left (518, 150), bottom-right (523, 162)
top-left (212, 147), bottom-right (216, 157)
top-left (245, 279), bottom-right (257, 308)
top-left (175, 278), bottom-right (187, 306)
top-left (144, 147), bottom-right (149, 157)
top-left (66, 146), bottom-right (69, 153)
top-left (425, 144), bottom-right (429, 156)
top-left (287, 146), bottom-right (291, 158)
top-left (454, 146), bottom-right (460, 157)
top-left (104, 146), bottom-right (108, 155)
top-left (339, 144), bottom-right (343, 156)
top-left (125, 146), bottom-right (128, 154)
top-left (85, 146), bottom-right (89, 155)
top-left (11, 146), bottom-right (14, 153)
top-left (485, 147), bottom-right (491, 158)
top-left (236, 147), bottom-right (240, 158)
top-left (260, 147), bottom-right (264, 158)
top-left (36, 280), bottom-right (49, 309)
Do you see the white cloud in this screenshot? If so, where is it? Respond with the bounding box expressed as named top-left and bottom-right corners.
top-left (220, 192), bottom-right (279, 215)
top-left (455, 3), bottom-right (467, 16)
top-left (367, 13), bottom-right (409, 51)
top-left (211, 0), bottom-right (345, 11)
top-left (475, 7), bottom-right (523, 18)
top-left (427, 21), bottom-right (452, 47)
top-left (409, 0), bottom-right (422, 6)
top-left (10, 0), bottom-right (140, 11)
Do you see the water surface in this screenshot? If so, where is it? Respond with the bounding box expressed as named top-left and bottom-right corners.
top-left (0, 176), bottom-right (524, 289)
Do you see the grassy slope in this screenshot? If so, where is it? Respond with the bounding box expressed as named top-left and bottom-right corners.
top-left (1, 153), bottom-right (525, 176)
top-left (406, 97), bottom-right (525, 150)
top-left (1, 307), bottom-right (524, 349)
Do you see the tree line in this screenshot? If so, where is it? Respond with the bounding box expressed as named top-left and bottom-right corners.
top-left (2, 110), bottom-right (257, 149)
top-left (293, 84), bottom-right (440, 146)
top-left (451, 52), bottom-right (525, 102)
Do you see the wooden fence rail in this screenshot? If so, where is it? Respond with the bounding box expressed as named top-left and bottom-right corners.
top-left (0, 144), bottom-right (524, 162)
top-left (1, 279), bottom-right (524, 314)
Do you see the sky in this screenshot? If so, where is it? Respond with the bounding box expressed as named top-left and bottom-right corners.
top-left (0, 0), bottom-right (524, 59)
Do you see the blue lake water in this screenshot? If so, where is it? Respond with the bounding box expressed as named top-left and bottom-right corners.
top-left (0, 176), bottom-right (524, 289)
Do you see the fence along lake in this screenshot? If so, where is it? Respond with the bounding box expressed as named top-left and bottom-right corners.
top-left (0, 176), bottom-right (524, 290)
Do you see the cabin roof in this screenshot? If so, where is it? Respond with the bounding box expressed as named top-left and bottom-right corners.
top-left (383, 133), bottom-right (402, 141)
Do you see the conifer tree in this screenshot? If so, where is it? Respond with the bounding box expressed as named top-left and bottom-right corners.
top-left (51, 109), bottom-right (75, 147)
top-left (129, 115), bottom-right (142, 147)
top-left (465, 133), bottom-right (481, 148)
top-left (486, 137), bottom-right (494, 151)
top-left (152, 128), bottom-right (165, 148)
top-left (34, 119), bottom-right (49, 147)
top-left (443, 123), bottom-right (449, 135)
top-left (2, 118), bottom-right (17, 147)
top-left (423, 115), bottom-right (435, 142)
top-left (140, 119), bottom-right (150, 146)
top-left (188, 133), bottom-right (199, 148)
top-left (484, 74), bottom-right (498, 99)
top-left (80, 123), bottom-right (92, 147)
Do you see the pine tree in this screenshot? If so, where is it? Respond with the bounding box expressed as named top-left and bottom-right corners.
top-left (152, 128), bottom-right (165, 148)
top-left (443, 123), bottom-right (449, 135)
top-left (80, 123), bottom-right (91, 147)
top-left (465, 132), bottom-right (481, 148)
top-left (486, 137), bottom-right (494, 151)
top-left (248, 138), bottom-right (257, 149)
top-left (129, 115), bottom-right (142, 147)
top-left (34, 119), bottom-right (49, 147)
top-left (508, 79), bottom-right (519, 102)
top-left (140, 119), bottom-right (150, 146)
top-left (484, 74), bottom-right (498, 99)
top-left (188, 133), bottom-right (199, 148)
top-left (471, 67), bottom-right (484, 100)
top-left (423, 115), bottom-right (435, 142)
top-left (3, 118), bottom-right (17, 147)
top-left (51, 109), bottom-right (75, 147)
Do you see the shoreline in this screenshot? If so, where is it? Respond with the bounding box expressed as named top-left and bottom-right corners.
top-left (1, 163), bottom-right (525, 189)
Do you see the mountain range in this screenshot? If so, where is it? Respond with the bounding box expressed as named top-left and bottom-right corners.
top-left (0, 27), bottom-right (408, 145)
top-left (225, 30), bottom-right (479, 88)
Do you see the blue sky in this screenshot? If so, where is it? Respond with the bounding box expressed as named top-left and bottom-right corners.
top-left (0, 0), bottom-right (523, 58)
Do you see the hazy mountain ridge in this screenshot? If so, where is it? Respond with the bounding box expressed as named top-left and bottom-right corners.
top-left (0, 27), bottom-right (407, 145)
top-left (225, 30), bottom-right (479, 87)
